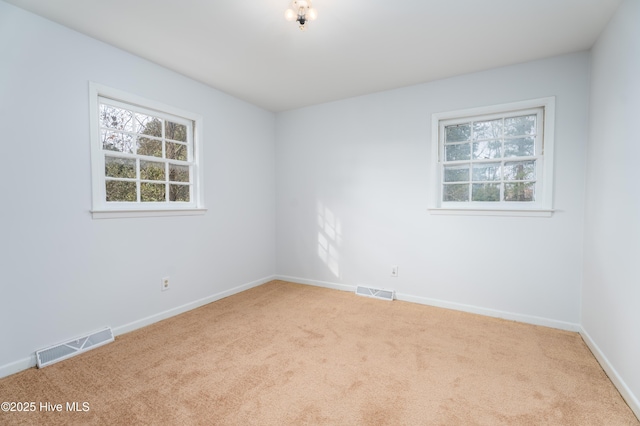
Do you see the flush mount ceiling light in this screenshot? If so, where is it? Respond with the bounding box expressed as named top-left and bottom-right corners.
top-left (284, 0), bottom-right (318, 31)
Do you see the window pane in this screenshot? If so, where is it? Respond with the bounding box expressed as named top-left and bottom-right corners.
top-left (102, 130), bottom-right (135, 153)
top-left (100, 104), bottom-right (133, 131)
top-left (504, 182), bottom-right (535, 202)
top-left (105, 157), bottom-right (135, 179)
top-left (444, 165), bottom-right (469, 182)
top-left (141, 182), bottom-right (166, 202)
top-left (106, 180), bottom-right (136, 202)
top-left (169, 184), bottom-right (190, 202)
top-left (140, 160), bottom-right (165, 181)
top-left (504, 160), bottom-right (535, 181)
top-left (472, 183), bottom-right (500, 201)
top-left (472, 140), bottom-right (501, 159)
top-left (135, 113), bottom-right (163, 137)
top-left (445, 124), bottom-right (471, 142)
top-left (445, 143), bottom-right (471, 161)
top-left (166, 122), bottom-right (187, 142)
top-left (169, 164), bottom-right (189, 183)
top-left (166, 142), bottom-right (187, 161)
top-left (472, 162), bottom-right (501, 181)
top-left (504, 137), bottom-right (535, 157)
top-left (473, 119), bottom-right (502, 140)
top-left (443, 184), bottom-right (469, 202)
top-left (137, 137), bottom-right (163, 157)
top-left (505, 115), bottom-right (536, 136)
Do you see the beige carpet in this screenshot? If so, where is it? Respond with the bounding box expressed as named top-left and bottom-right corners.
top-left (0, 280), bottom-right (637, 425)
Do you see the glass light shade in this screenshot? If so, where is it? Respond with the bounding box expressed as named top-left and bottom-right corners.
top-left (307, 8), bottom-right (317, 21)
top-left (284, 8), bottom-right (296, 21)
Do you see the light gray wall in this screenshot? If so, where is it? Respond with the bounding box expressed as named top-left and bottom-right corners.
top-left (583, 0), bottom-right (640, 413)
top-left (0, 1), bottom-right (276, 375)
top-left (276, 53), bottom-right (590, 328)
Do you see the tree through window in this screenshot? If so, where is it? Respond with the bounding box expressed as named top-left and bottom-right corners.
top-left (89, 83), bottom-right (204, 218)
top-left (430, 97), bottom-right (555, 216)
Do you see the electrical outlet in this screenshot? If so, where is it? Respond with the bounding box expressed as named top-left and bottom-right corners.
top-left (161, 276), bottom-right (170, 291)
top-left (391, 265), bottom-right (398, 277)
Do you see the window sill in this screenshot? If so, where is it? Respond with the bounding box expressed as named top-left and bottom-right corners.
top-left (91, 208), bottom-right (207, 219)
top-left (428, 208), bottom-right (554, 217)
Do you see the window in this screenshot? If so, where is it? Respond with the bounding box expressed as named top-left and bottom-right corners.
top-left (89, 83), bottom-right (205, 218)
top-left (430, 97), bottom-right (555, 217)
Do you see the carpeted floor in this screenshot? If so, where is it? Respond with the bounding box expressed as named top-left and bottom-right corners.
top-left (0, 280), bottom-right (638, 425)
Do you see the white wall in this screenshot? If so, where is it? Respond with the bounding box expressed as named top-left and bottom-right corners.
top-left (0, 1), bottom-right (276, 376)
top-left (276, 53), bottom-right (590, 328)
top-left (582, 0), bottom-right (640, 415)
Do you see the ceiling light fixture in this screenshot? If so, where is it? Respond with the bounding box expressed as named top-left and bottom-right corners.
top-left (284, 0), bottom-right (317, 31)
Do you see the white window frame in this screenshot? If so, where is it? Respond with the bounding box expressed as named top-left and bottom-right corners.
top-left (429, 97), bottom-right (555, 217)
top-left (89, 82), bottom-right (206, 219)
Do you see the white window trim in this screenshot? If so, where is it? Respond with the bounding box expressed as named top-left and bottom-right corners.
top-left (89, 82), bottom-right (206, 219)
top-left (429, 97), bottom-right (555, 217)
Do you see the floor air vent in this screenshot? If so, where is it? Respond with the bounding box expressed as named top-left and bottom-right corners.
top-left (36, 327), bottom-right (114, 368)
top-left (355, 285), bottom-right (395, 301)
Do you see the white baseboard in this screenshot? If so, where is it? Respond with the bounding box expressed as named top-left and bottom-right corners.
top-left (113, 275), bottom-right (276, 336)
top-left (397, 292), bottom-right (580, 332)
top-left (0, 275), bottom-right (276, 379)
top-left (276, 275), bottom-right (580, 332)
top-left (580, 327), bottom-right (640, 420)
top-left (275, 275), bottom-right (356, 292)
top-left (0, 355), bottom-right (38, 380)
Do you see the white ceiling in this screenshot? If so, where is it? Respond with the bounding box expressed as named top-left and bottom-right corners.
top-left (5, 0), bottom-right (622, 112)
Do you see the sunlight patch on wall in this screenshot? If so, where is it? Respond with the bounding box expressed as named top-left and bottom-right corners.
top-left (317, 201), bottom-right (342, 278)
